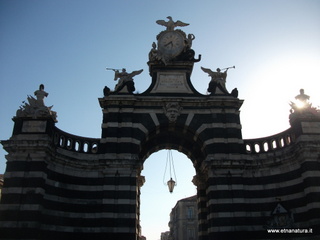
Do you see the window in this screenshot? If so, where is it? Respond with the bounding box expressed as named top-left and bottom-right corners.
top-left (187, 206), bottom-right (194, 219)
top-left (188, 228), bottom-right (195, 239)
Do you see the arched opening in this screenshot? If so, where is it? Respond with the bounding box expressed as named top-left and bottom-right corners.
top-left (140, 149), bottom-right (197, 240)
top-left (138, 125), bottom-right (206, 169)
top-left (254, 143), bottom-right (260, 153)
top-left (137, 125), bottom-right (204, 239)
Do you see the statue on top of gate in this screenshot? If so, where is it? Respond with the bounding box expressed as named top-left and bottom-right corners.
top-left (289, 89), bottom-right (320, 118)
top-left (149, 16), bottom-right (201, 65)
top-left (201, 66), bottom-right (238, 97)
top-left (15, 84), bottom-right (58, 122)
top-left (156, 16), bottom-right (189, 31)
top-left (105, 68), bottom-right (143, 94)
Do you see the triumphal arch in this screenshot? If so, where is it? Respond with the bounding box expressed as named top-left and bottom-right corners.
top-left (1, 17), bottom-right (320, 240)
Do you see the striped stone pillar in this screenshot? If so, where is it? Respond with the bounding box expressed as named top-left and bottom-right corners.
top-left (192, 174), bottom-right (208, 240)
top-left (0, 118), bottom-right (53, 239)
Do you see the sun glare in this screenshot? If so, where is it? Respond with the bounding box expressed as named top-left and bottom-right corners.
top-left (295, 100), bottom-right (307, 109)
top-left (248, 51), bottom-right (320, 107)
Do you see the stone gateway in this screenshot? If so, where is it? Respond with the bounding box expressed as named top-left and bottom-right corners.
top-left (1, 18), bottom-right (320, 240)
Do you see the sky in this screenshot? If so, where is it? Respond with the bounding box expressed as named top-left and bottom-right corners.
top-left (1, 0), bottom-right (320, 239)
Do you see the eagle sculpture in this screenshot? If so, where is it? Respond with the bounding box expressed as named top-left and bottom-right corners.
top-left (156, 16), bottom-right (189, 31)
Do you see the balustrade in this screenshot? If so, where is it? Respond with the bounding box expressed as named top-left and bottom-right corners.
top-left (53, 127), bottom-right (295, 155)
top-left (53, 127), bottom-right (99, 154)
top-left (244, 128), bottom-right (295, 154)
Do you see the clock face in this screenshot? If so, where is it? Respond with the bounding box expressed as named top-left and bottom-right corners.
top-left (158, 31), bottom-right (185, 57)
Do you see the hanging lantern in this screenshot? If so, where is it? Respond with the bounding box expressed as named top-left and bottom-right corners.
top-left (167, 177), bottom-right (176, 193)
top-left (163, 150), bottom-right (177, 193)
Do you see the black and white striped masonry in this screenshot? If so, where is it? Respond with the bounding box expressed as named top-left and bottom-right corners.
top-left (1, 18), bottom-right (320, 240)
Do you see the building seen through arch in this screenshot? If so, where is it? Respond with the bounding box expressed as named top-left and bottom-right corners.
top-left (1, 17), bottom-right (320, 240)
top-left (169, 195), bottom-right (198, 240)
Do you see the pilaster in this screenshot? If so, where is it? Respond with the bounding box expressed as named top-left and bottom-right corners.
top-left (1, 118), bottom-right (54, 239)
top-left (192, 173), bottom-right (208, 240)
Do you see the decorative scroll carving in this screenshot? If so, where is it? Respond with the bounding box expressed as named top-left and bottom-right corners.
top-left (192, 174), bottom-right (207, 189)
top-left (137, 175), bottom-right (146, 188)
